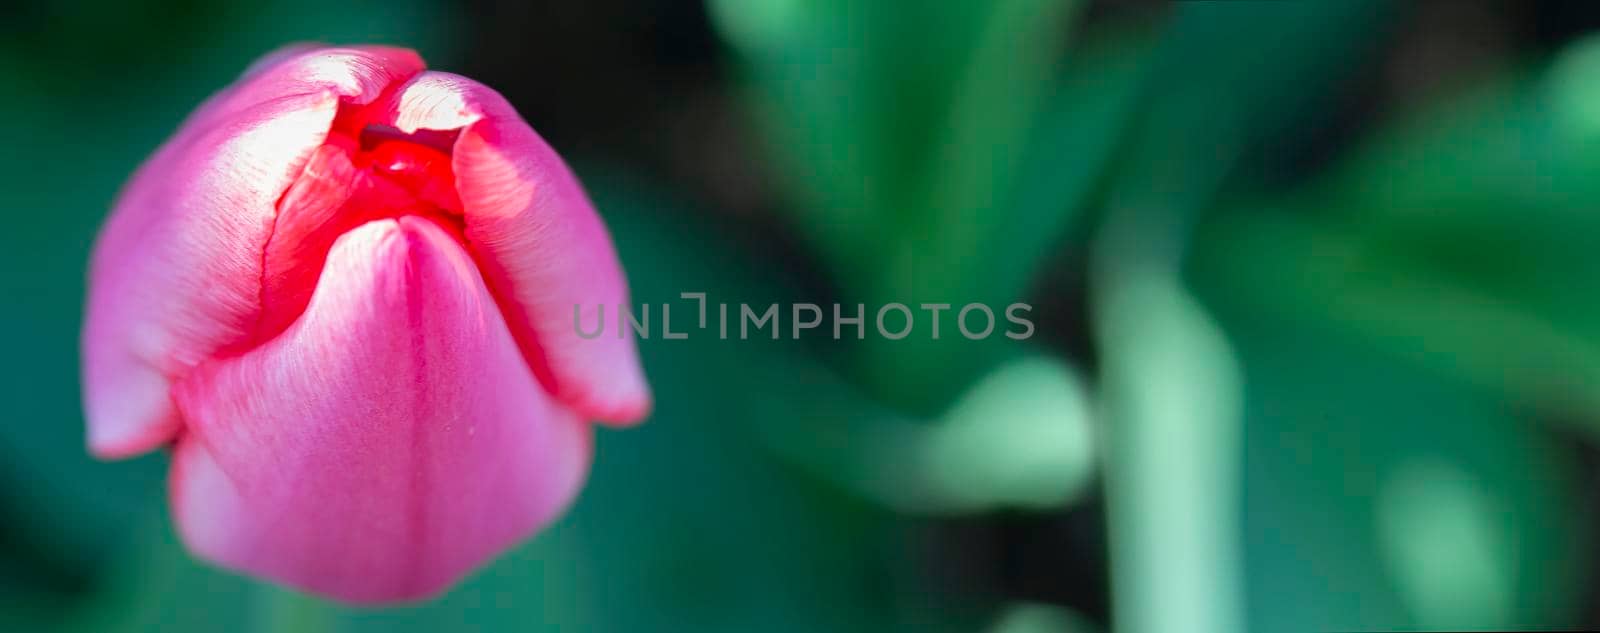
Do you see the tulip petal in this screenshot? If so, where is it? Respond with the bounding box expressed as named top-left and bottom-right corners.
top-left (82, 47), bottom-right (424, 458)
top-left (170, 217), bottom-right (590, 603)
top-left (372, 72), bottom-right (652, 425)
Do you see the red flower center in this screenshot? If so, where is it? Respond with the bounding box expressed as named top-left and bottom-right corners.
top-left (253, 100), bottom-right (468, 345)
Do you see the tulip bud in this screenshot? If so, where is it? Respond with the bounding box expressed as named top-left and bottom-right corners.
top-left (81, 45), bottom-right (651, 603)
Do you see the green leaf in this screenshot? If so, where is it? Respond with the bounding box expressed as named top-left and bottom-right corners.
top-left (1201, 302), bottom-right (1591, 631)
top-left (1103, 0), bottom-right (1393, 220)
top-left (710, 0), bottom-right (1075, 271)
top-left (712, 1), bottom-right (1125, 410)
top-left (1190, 38), bottom-right (1600, 427)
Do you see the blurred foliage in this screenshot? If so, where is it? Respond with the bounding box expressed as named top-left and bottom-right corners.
top-left (1219, 307), bottom-right (1589, 632)
top-left (1180, 29), bottom-right (1600, 630)
top-left (1195, 38), bottom-right (1600, 425)
top-left (3, 0), bottom-right (1600, 632)
top-left (712, 0), bottom-right (1129, 411)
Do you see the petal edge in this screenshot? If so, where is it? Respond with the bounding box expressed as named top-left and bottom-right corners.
top-left (375, 71), bottom-right (653, 425)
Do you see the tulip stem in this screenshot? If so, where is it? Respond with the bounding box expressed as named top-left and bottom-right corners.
top-left (1085, 65), bottom-right (1251, 621)
top-left (1093, 265), bottom-right (1244, 633)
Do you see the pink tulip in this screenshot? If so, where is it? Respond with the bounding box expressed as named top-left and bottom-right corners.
top-left (80, 45), bottom-right (650, 603)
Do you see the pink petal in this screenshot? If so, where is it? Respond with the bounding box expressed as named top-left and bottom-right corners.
top-left (170, 217), bottom-right (590, 603)
top-left (82, 47), bottom-right (424, 458)
top-left (369, 71), bottom-right (652, 425)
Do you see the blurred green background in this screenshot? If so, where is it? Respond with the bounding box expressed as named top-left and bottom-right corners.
top-left (4, 0), bottom-right (1600, 631)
